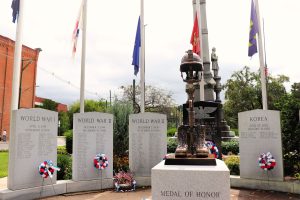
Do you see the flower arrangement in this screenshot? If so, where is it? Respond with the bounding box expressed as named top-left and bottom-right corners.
top-left (258, 152), bottom-right (276, 171)
top-left (113, 171), bottom-right (136, 192)
top-left (205, 141), bottom-right (219, 158)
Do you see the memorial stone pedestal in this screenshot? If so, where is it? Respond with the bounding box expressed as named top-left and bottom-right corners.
top-left (129, 113), bottom-right (167, 186)
top-left (238, 109), bottom-right (283, 181)
top-left (152, 159), bottom-right (230, 200)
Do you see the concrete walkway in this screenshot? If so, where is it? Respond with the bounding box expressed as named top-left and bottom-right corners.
top-left (1, 177), bottom-right (300, 199)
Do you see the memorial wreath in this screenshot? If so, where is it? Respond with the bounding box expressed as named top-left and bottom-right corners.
top-left (258, 152), bottom-right (276, 171)
top-left (94, 153), bottom-right (109, 169)
top-left (38, 160), bottom-right (60, 178)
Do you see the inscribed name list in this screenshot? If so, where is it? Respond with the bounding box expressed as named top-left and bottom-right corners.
top-left (8, 108), bottom-right (58, 190)
top-left (238, 109), bottom-right (283, 181)
top-left (129, 113), bottom-right (167, 177)
top-left (73, 112), bottom-right (113, 181)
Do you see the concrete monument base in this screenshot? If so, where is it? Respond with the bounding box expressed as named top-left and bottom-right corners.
top-left (0, 179), bottom-right (113, 200)
top-left (152, 159), bottom-right (230, 200)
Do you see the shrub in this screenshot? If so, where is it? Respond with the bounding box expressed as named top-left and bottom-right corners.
top-left (221, 140), bottom-right (239, 155)
top-left (57, 146), bottom-right (68, 155)
top-left (108, 102), bottom-right (133, 157)
top-left (283, 150), bottom-right (300, 176)
top-left (57, 154), bottom-right (72, 180)
top-left (64, 130), bottom-right (73, 154)
top-left (167, 137), bottom-right (178, 153)
top-left (113, 154), bottom-right (129, 172)
top-left (167, 127), bottom-right (177, 137)
top-left (225, 156), bottom-right (240, 175)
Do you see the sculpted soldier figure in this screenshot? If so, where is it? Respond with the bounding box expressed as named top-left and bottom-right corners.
top-left (211, 47), bottom-right (219, 77)
top-left (175, 50), bottom-right (209, 158)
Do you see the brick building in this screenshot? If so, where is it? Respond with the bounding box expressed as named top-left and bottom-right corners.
top-left (35, 96), bottom-right (68, 112)
top-left (0, 35), bottom-right (41, 141)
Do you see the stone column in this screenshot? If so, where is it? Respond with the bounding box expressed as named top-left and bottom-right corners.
top-left (192, 0), bottom-right (215, 101)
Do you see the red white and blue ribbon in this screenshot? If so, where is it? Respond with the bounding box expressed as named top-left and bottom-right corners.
top-left (38, 160), bottom-right (60, 178)
top-left (94, 153), bottom-right (108, 170)
top-left (205, 141), bottom-right (219, 158)
top-left (258, 152), bottom-right (276, 171)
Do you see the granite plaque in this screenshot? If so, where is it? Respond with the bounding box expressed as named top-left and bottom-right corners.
top-left (129, 112), bottom-right (167, 177)
top-left (72, 112), bottom-right (113, 181)
top-left (239, 109), bottom-right (283, 181)
top-left (8, 108), bottom-right (58, 190)
top-left (152, 159), bottom-right (230, 200)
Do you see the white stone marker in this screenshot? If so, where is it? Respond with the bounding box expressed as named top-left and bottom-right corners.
top-left (239, 109), bottom-right (284, 181)
top-left (129, 113), bottom-right (167, 177)
top-left (152, 159), bottom-right (230, 200)
top-left (8, 108), bottom-right (58, 190)
top-left (73, 112), bottom-right (113, 181)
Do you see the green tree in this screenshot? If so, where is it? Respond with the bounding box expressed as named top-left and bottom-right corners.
top-left (108, 101), bottom-right (133, 156)
top-left (291, 82), bottom-right (300, 99)
top-left (273, 94), bottom-right (300, 176)
top-left (68, 99), bottom-right (107, 128)
top-left (223, 66), bottom-right (288, 128)
top-left (37, 99), bottom-right (58, 111)
top-left (274, 94), bottom-right (300, 153)
top-left (58, 112), bottom-right (70, 136)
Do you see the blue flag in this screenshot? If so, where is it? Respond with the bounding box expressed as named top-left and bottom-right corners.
top-left (248, 0), bottom-right (259, 57)
top-left (11, 0), bottom-right (20, 23)
top-left (132, 17), bottom-right (141, 76)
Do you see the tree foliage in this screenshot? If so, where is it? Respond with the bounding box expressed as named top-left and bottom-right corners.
top-left (58, 112), bottom-right (70, 136)
top-left (68, 99), bottom-right (107, 128)
top-left (37, 99), bottom-right (58, 111)
top-left (107, 101), bottom-right (133, 156)
top-left (223, 66), bottom-right (288, 128)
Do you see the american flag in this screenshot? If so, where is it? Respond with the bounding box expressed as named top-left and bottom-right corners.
top-left (72, 1), bottom-right (83, 57)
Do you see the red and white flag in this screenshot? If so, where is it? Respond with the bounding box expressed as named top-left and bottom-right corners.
top-left (72, 1), bottom-right (83, 57)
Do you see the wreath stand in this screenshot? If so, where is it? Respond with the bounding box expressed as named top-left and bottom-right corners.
top-left (98, 169), bottom-right (103, 192)
top-left (39, 176), bottom-right (56, 199)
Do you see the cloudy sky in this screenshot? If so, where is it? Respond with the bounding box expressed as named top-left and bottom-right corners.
top-left (1, 0), bottom-right (300, 106)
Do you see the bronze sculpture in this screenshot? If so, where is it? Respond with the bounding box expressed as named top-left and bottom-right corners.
top-left (175, 50), bottom-right (209, 158)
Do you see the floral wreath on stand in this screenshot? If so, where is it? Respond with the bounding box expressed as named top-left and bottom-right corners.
top-left (258, 152), bottom-right (276, 171)
top-left (38, 160), bottom-right (60, 179)
top-left (94, 153), bottom-right (109, 170)
top-left (205, 141), bottom-right (219, 158)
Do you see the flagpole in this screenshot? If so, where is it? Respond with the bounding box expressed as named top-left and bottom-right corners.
top-left (195, 0), bottom-right (205, 101)
top-left (140, 0), bottom-right (145, 113)
top-left (80, 0), bottom-right (87, 113)
top-left (11, 0), bottom-right (24, 111)
top-left (255, 0), bottom-right (267, 110)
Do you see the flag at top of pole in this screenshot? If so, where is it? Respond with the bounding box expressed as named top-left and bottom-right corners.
top-left (248, 0), bottom-right (259, 57)
top-left (249, 0), bottom-right (268, 110)
top-left (132, 17), bottom-right (141, 76)
top-left (11, 0), bottom-right (20, 23)
top-left (72, 1), bottom-right (84, 57)
top-left (190, 14), bottom-right (201, 56)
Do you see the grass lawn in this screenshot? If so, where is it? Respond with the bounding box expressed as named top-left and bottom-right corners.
top-left (0, 151), bottom-right (8, 178)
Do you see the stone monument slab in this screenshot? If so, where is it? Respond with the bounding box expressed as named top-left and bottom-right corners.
top-left (152, 159), bottom-right (230, 200)
top-left (129, 113), bottom-right (167, 177)
top-left (238, 109), bottom-right (283, 181)
top-left (72, 112), bottom-right (113, 181)
top-left (8, 108), bottom-right (58, 190)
